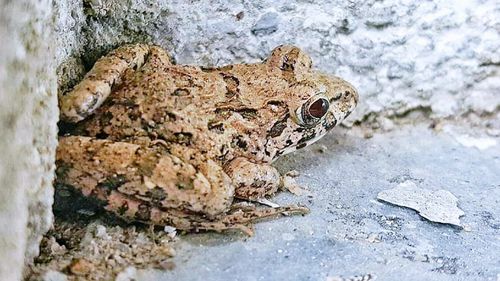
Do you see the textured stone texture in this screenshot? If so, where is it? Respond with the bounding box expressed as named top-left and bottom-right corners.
top-left (0, 0), bottom-right (57, 280)
top-left (55, 0), bottom-right (500, 121)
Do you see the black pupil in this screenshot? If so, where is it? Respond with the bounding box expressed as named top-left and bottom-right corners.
top-left (308, 98), bottom-right (328, 118)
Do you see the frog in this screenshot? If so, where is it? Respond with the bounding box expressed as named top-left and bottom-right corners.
top-left (56, 44), bottom-right (358, 234)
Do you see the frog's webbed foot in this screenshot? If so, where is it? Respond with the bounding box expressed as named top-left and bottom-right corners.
top-left (59, 44), bottom-right (172, 123)
top-left (224, 157), bottom-right (282, 201)
top-left (215, 202), bottom-right (310, 235)
top-left (105, 191), bottom-right (308, 236)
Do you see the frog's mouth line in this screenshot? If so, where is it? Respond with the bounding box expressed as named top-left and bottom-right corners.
top-left (270, 126), bottom-right (328, 162)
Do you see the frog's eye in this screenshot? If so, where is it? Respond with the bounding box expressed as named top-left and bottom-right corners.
top-left (295, 96), bottom-right (330, 127)
top-left (308, 98), bottom-right (329, 118)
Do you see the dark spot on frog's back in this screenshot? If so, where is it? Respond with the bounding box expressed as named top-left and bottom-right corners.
top-left (231, 135), bottom-right (248, 150)
top-left (280, 48), bottom-right (300, 72)
top-left (172, 88), bottom-right (190, 96)
top-left (173, 132), bottom-right (193, 145)
top-left (281, 60), bottom-right (294, 72)
top-left (237, 108), bottom-right (258, 119)
top-left (95, 131), bottom-right (110, 139)
top-left (201, 65), bottom-right (234, 72)
top-left (221, 74), bottom-right (240, 98)
top-left (267, 100), bottom-right (286, 107)
top-left (216, 107), bottom-right (259, 120)
top-left (208, 120), bottom-right (225, 134)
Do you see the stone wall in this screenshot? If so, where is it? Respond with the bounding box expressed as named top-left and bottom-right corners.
top-left (56, 0), bottom-right (500, 121)
top-left (0, 1), bottom-right (57, 280)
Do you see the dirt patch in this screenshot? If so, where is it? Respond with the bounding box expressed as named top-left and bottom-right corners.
top-left (26, 186), bottom-right (176, 280)
top-left (26, 219), bottom-right (176, 280)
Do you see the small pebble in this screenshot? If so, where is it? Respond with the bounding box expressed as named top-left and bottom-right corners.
top-left (68, 258), bottom-right (93, 276)
top-left (94, 225), bottom-right (109, 239)
top-left (42, 270), bottom-right (68, 281)
top-left (364, 130), bottom-right (374, 139)
top-left (164, 225), bottom-right (177, 238)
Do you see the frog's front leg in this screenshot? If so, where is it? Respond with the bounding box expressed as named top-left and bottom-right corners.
top-left (224, 157), bottom-right (282, 200)
top-left (59, 44), bottom-right (172, 123)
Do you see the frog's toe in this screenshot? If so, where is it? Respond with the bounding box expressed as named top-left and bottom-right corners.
top-left (105, 190), bottom-right (308, 236)
top-left (205, 203), bottom-right (310, 236)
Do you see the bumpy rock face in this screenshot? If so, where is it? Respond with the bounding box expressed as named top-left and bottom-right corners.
top-left (0, 0), bottom-right (57, 280)
top-left (56, 0), bottom-right (500, 121)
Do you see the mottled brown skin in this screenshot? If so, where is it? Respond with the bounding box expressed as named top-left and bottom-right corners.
top-left (57, 44), bottom-right (358, 234)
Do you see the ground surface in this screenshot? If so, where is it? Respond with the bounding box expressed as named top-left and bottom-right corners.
top-left (32, 119), bottom-right (499, 280)
top-left (136, 121), bottom-right (499, 281)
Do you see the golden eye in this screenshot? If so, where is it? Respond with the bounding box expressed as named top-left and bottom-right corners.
top-left (308, 98), bottom-right (329, 119)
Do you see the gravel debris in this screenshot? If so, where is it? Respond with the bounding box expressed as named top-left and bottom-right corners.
top-left (27, 221), bottom-right (176, 281)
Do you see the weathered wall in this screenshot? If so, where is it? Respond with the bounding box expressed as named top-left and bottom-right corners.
top-left (55, 0), bottom-right (499, 121)
top-left (0, 0), bottom-right (57, 280)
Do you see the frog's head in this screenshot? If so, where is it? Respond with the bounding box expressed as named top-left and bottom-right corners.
top-left (264, 45), bottom-right (358, 161)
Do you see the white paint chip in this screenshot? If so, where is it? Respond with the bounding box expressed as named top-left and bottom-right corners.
top-left (377, 181), bottom-right (465, 227)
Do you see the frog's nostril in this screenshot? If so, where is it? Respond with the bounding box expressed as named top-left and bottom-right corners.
top-left (308, 98), bottom-right (329, 118)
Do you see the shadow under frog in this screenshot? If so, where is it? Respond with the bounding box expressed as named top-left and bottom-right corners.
top-left (56, 44), bottom-right (358, 235)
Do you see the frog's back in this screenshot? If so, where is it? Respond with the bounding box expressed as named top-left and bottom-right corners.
top-left (66, 63), bottom-right (225, 138)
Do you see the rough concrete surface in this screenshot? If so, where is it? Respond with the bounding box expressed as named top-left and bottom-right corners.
top-left (135, 122), bottom-right (500, 281)
top-left (54, 0), bottom-right (500, 121)
top-left (0, 1), bottom-right (57, 280)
